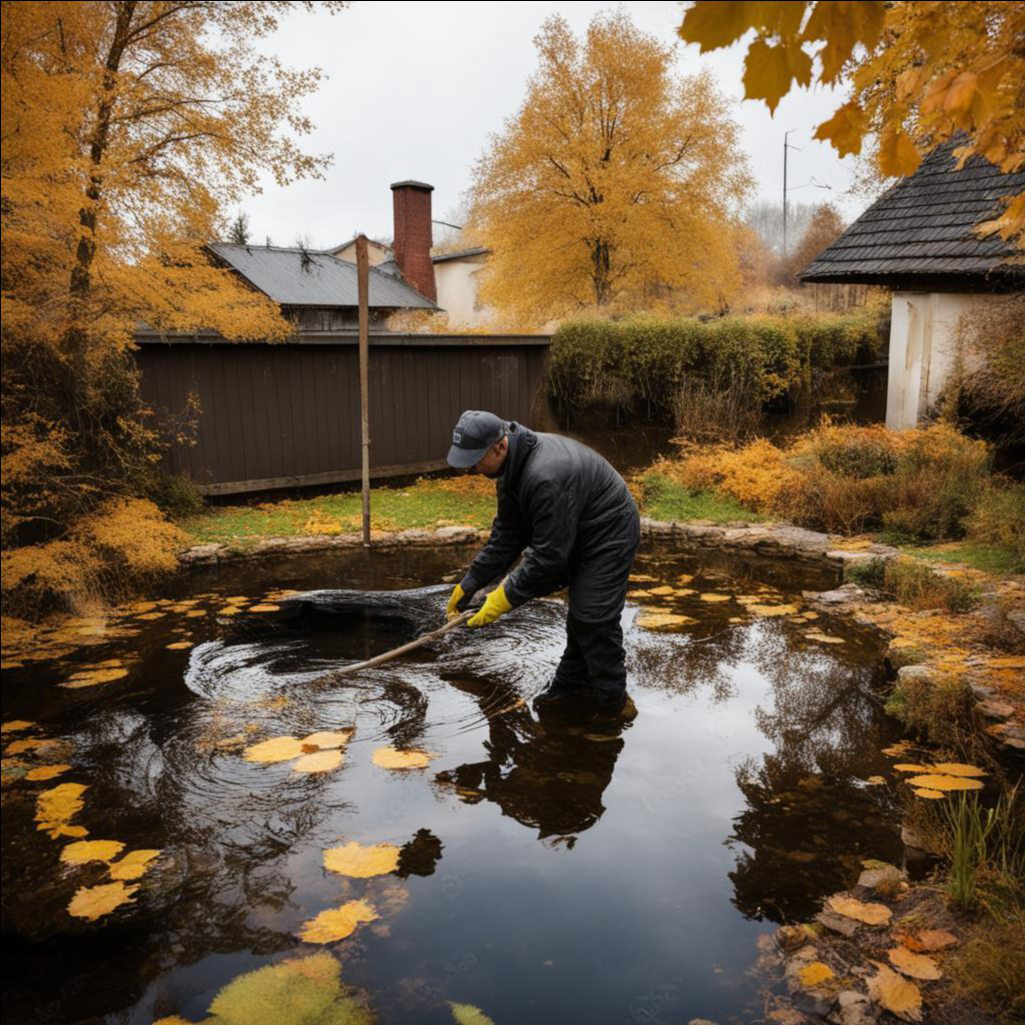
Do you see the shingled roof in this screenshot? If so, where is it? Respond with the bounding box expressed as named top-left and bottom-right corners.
top-left (208, 243), bottom-right (437, 309)
top-left (801, 141), bottom-right (1024, 289)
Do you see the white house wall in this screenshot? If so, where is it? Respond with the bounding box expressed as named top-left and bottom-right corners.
top-left (434, 256), bottom-right (493, 328)
top-left (885, 291), bottom-right (995, 429)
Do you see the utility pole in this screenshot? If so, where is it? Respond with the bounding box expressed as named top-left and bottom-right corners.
top-left (356, 234), bottom-right (371, 547)
top-left (783, 129), bottom-right (795, 263)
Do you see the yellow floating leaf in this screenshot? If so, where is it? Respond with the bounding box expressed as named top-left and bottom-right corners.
top-left (636, 612), bottom-right (696, 630)
top-left (647, 585), bottom-right (674, 596)
top-left (929, 763), bottom-right (986, 778)
top-left (867, 962), bottom-right (922, 1021)
top-left (888, 946), bottom-right (942, 981)
top-left (372, 746), bottom-right (435, 770)
top-left (629, 574), bottom-right (656, 583)
top-left (292, 749), bottom-right (343, 774)
top-left (804, 632), bottom-right (845, 644)
top-left (748, 603), bottom-right (799, 617)
top-left (300, 730), bottom-right (353, 751)
top-left (892, 764), bottom-right (933, 773)
top-left (136, 611), bottom-right (165, 620)
top-left (906, 774), bottom-right (984, 792)
top-left (297, 898), bottom-right (378, 943)
top-left (61, 668), bottom-right (129, 689)
top-left (249, 604), bottom-right (280, 613)
top-left (323, 841), bottom-right (400, 878)
top-left (207, 952), bottom-right (345, 1022)
top-left (674, 587), bottom-right (696, 596)
top-left (243, 737), bottom-right (305, 764)
top-left (1, 720), bottom-right (36, 733)
top-left (60, 839), bottom-right (125, 865)
top-left (450, 1003), bottom-right (497, 1025)
top-left (166, 641), bottom-right (193, 650)
top-left (798, 961), bottom-right (835, 988)
top-left (108, 849), bottom-right (161, 881)
top-left (7, 736), bottom-right (54, 754)
top-left (35, 782), bottom-right (88, 837)
top-left (25, 763), bottom-right (72, 781)
top-left (882, 742), bottom-right (912, 756)
top-left (218, 606), bottom-right (242, 616)
top-left (827, 894), bottom-right (892, 926)
top-left (67, 880), bottom-right (139, 921)
top-left (865, 776), bottom-right (886, 785)
top-left (698, 593), bottom-right (731, 603)
top-left (913, 788), bottom-right (945, 799)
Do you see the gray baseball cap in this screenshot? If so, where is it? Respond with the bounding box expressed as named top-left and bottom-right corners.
top-left (447, 410), bottom-right (507, 468)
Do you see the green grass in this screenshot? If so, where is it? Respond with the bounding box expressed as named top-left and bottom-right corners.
top-left (895, 541), bottom-right (1022, 576)
top-left (182, 477), bottom-right (497, 546)
top-left (638, 472), bottom-right (763, 524)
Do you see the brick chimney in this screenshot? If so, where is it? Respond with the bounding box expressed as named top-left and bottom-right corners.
top-left (390, 180), bottom-right (436, 302)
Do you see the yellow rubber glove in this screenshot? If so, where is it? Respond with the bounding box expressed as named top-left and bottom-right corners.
top-left (466, 583), bottom-right (512, 628)
top-left (446, 583), bottom-right (468, 621)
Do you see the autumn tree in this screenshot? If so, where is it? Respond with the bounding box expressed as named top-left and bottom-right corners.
top-left (678, 1), bottom-right (1025, 243)
top-left (465, 11), bottom-right (752, 325)
top-left (1, 1), bottom-right (343, 610)
top-left (785, 203), bottom-right (846, 284)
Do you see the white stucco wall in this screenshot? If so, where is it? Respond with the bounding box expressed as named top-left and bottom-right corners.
top-left (885, 291), bottom-right (997, 428)
top-left (434, 254), bottom-right (493, 328)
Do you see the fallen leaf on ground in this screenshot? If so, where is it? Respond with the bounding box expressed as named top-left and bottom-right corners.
top-left (699, 593), bottom-right (731, 603)
top-left (297, 898), bottom-right (378, 943)
top-left (25, 763), bottom-right (72, 781)
top-left (865, 775), bottom-right (886, 785)
top-left (243, 737), bottom-right (305, 764)
top-left (372, 746), bottom-right (435, 770)
top-left (60, 839), bottom-right (125, 865)
top-left (913, 788), bottom-right (946, 799)
top-left (827, 894), bottom-right (892, 925)
top-left (108, 849), bottom-right (161, 881)
top-left (648, 585), bottom-right (674, 596)
top-left (867, 962), bottom-right (922, 1020)
top-left (292, 749), bottom-right (343, 774)
top-left (450, 1003), bottom-right (496, 1025)
top-left (323, 841), bottom-right (399, 877)
top-left (67, 881), bottom-right (139, 921)
top-left (249, 604), bottom-right (280, 613)
top-left (798, 961), bottom-right (835, 987)
top-left (929, 762), bottom-right (987, 778)
top-left (804, 631), bottom-right (845, 644)
top-left (301, 730), bottom-right (353, 751)
top-left (8, 736), bottom-right (57, 754)
top-left (888, 945), bottom-right (942, 980)
top-left (166, 641), bottom-right (193, 650)
top-left (904, 929), bottom-right (958, 952)
top-left (906, 774), bottom-right (984, 792)
top-left (882, 742), bottom-right (913, 756)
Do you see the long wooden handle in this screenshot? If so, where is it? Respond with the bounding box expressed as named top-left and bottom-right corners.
top-left (327, 609), bottom-right (474, 677)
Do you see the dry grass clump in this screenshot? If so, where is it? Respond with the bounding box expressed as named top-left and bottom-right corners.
top-left (659, 421), bottom-right (1001, 540)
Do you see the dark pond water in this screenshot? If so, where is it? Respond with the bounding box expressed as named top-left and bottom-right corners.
top-left (1, 543), bottom-right (908, 1025)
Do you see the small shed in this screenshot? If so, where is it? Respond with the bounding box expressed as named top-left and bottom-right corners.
top-left (801, 142), bottom-right (1024, 428)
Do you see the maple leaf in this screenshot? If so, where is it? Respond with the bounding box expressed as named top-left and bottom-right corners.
top-left (372, 747), bottom-right (435, 770)
top-left (243, 737), bottom-right (306, 764)
top-left (878, 129), bottom-right (922, 178)
top-left (887, 945), bottom-right (942, 980)
top-left (108, 849), bottom-right (161, 881)
top-left (743, 37), bottom-right (813, 115)
top-left (802, 0), bottom-right (886, 82)
top-left (323, 842), bottom-right (400, 878)
top-left (826, 894), bottom-right (892, 925)
top-left (67, 881), bottom-right (139, 921)
top-left (60, 839), bottom-right (125, 865)
top-left (292, 749), bottom-right (343, 774)
top-left (297, 899), bottom-right (378, 944)
top-left (867, 961), bottom-right (923, 1021)
top-left (814, 102), bottom-right (867, 157)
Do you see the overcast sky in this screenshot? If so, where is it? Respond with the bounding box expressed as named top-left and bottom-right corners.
top-left (243, 1), bottom-right (867, 249)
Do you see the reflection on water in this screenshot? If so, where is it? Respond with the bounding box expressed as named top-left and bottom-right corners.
top-left (1, 544), bottom-right (904, 1025)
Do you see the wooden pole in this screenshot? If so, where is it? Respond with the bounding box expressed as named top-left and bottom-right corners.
top-left (356, 234), bottom-right (371, 546)
top-left (318, 610), bottom-right (473, 679)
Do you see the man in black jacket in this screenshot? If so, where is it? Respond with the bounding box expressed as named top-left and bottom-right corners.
top-left (444, 410), bottom-right (641, 712)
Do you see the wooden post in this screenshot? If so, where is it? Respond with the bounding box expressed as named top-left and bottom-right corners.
top-left (356, 234), bottom-right (371, 546)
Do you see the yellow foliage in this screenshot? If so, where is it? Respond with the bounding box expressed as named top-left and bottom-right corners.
top-left (678, 2), bottom-right (1025, 245)
top-left (466, 10), bottom-right (752, 325)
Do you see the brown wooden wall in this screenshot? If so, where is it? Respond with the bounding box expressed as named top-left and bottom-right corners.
top-left (134, 332), bottom-right (550, 495)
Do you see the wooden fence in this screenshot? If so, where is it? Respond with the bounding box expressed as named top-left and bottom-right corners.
top-left (135, 332), bottom-right (550, 495)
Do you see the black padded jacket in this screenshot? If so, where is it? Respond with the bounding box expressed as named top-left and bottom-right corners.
top-left (460, 423), bottom-right (640, 621)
